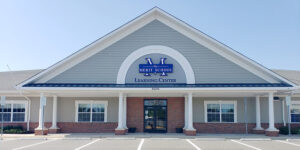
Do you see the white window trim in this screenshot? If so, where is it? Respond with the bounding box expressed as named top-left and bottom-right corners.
top-left (0, 100), bottom-right (28, 122)
top-left (75, 100), bottom-right (108, 123)
top-left (204, 100), bottom-right (237, 123)
top-left (290, 100), bottom-right (300, 123)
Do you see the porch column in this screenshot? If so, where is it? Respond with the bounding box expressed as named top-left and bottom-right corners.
top-left (254, 96), bottom-right (263, 129)
top-left (183, 95), bottom-right (188, 130)
top-left (49, 96), bottom-right (60, 133)
top-left (185, 93), bottom-right (196, 136)
top-left (123, 95), bottom-right (127, 130)
top-left (265, 92), bottom-right (279, 136)
top-left (35, 93), bottom-right (48, 135)
top-left (115, 93), bottom-right (125, 135)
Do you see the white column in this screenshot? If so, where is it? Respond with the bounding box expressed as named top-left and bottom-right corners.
top-left (50, 96), bottom-right (59, 129)
top-left (266, 92), bottom-right (278, 131)
top-left (116, 93), bottom-right (124, 130)
top-left (36, 93), bottom-right (45, 130)
top-left (186, 93), bottom-right (195, 130)
top-left (183, 95), bottom-right (188, 129)
top-left (254, 95), bottom-right (263, 130)
top-left (123, 95), bottom-right (127, 129)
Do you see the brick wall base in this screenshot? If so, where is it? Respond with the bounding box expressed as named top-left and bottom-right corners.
top-left (48, 128), bottom-right (61, 133)
top-left (3, 120), bottom-right (300, 135)
top-left (265, 130), bottom-right (279, 136)
top-left (252, 129), bottom-right (265, 134)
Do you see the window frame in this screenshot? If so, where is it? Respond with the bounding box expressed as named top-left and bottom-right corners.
top-left (0, 100), bottom-right (28, 122)
top-left (75, 100), bottom-right (108, 123)
top-left (290, 100), bottom-right (300, 123)
top-left (204, 100), bottom-right (237, 123)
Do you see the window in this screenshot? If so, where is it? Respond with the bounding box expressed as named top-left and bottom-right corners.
top-left (0, 101), bottom-right (27, 122)
top-left (76, 101), bottom-right (107, 122)
top-left (291, 102), bottom-right (300, 123)
top-left (205, 101), bottom-right (236, 123)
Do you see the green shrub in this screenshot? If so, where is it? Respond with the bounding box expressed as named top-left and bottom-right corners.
top-left (279, 126), bottom-right (289, 135)
top-left (279, 126), bottom-right (300, 135)
top-left (1, 126), bottom-right (27, 134)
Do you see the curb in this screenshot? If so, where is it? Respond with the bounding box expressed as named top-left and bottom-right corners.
top-left (240, 138), bottom-right (271, 141)
top-left (195, 138), bottom-right (226, 141)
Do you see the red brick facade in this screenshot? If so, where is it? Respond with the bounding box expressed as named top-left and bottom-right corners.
top-left (2, 122), bottom-right (117, 133)
top-left (127, 97), bottom-right (144, 132)
top-left (167, 97), bottom-right (184, 132)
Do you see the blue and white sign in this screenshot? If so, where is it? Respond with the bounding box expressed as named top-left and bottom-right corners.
top-left (125, 54), bottom-right (187, 84)
top-left (139, 58), bottom-right (173, 76)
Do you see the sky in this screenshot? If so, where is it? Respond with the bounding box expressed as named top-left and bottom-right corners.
top-left (0, 0), bottom-right (299, 72)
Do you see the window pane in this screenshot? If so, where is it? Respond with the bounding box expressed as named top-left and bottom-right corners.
top-left (92, 104), bottom-right (104, 112)
top-left (291, 104), bottom-right (300, 114)
top-left (221, 114), bottom-right (234, 122)
top-left (13, 104), bottom-right (25, 112)
top-left (207, 113), bottom-right (220, 122)
top-left (144, 100), bottom-right (167, 106)
top-left (78, 113), bottom-right (90, 122)
top-left (0, 104), bottom-right (11, 112)
top-left (221, 104), bottom-right (234, 113)
top-left (291, 114), bottom-right (300, 122)
top-left (207, 104), bottom-right (220, 113)
top-left (92, 113), bottom-right (104, 122)
top-left (13, 113), bottom-right (25, 122)
top-left (78, 104), bottom-right (91, 112)
top-left (0, 113), bottom-right (11, 121)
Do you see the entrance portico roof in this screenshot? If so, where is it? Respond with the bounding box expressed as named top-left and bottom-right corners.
top-left (23, 83), bottom-right (291, 88)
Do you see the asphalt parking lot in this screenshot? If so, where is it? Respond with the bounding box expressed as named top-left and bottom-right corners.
top-left (1, 138), bottom-right (300, 150)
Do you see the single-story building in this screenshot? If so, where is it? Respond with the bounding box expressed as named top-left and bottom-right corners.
top-left (0, 8), bottom-right (300, 136)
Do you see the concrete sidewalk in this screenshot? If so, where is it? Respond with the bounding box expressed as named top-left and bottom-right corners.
top-left (1, 133), bottom-right (300, 140)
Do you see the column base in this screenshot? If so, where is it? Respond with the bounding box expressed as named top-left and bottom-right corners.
top-left (34, 128), bottom-right (48, 135)
top-left (115, 129), bottom-right (126, 135)
top-left (184, 129), bottom-right (196, 136)
top-left (265, 130), bottom-right (279, 136)
top-left (48, 128), bottom-right (61, 134)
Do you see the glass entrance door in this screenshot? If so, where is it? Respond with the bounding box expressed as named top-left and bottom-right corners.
top-left (144, 99), bottom-right (167, 133)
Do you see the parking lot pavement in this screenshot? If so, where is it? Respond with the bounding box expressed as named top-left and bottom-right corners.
top-left (190, 139), bottom-right (253, 150)
top-left (82, 138), bottom-right (142, 150)
top-left (142, 138), bottom-right (195, 150)
top-left (22, 139), bottom-right (94, 150)
top-left (0, 139), bottom-right (49, 150)
top-left (238, 140), bottom-right (300, 150)
top-left (2, 138), bottom-right (300, 150)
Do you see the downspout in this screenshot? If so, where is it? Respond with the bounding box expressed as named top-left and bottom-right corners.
top-left (27, 98), bottom-right (31, 131)
top-left (282, 98), bottom-right (286, 126)
top-left (244, 97), bottom-right (248, 134)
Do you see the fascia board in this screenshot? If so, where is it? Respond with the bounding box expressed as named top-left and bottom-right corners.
top-left (19, 86), bottom-right (295, 91)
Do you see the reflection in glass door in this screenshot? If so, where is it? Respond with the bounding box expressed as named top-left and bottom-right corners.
top-left (144, 99), bottom-right (167, 133)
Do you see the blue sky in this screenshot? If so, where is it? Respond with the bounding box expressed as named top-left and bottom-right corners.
top-left (0, 0), bottom-right (299, 72)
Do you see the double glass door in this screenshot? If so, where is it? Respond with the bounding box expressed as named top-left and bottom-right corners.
top-left (144, 99), bottom-right (167, 133)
